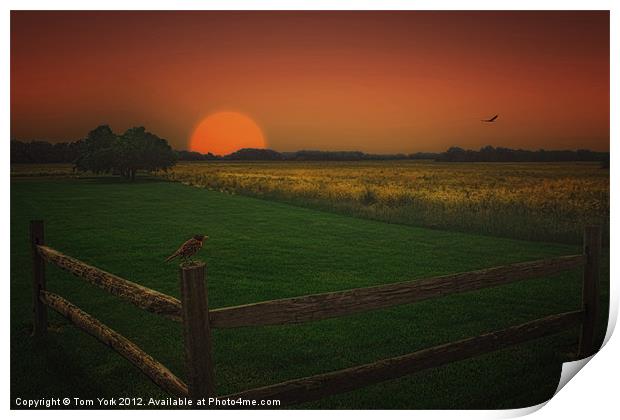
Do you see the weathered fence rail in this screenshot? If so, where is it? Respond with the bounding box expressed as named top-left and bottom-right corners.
top-left (30, 220), bottom-right (602, 406)
top-left (221, 309), bottom-right (585, 406)
top-left (40, 290), bottom-right (188, 397)
top-left (37, 244), bottom-right (182, 321)
top-left (209, 254), bottom-right (586, 328)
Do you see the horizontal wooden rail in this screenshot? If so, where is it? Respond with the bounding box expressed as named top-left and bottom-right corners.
top-left (220, 309), bottom-right (583, 406)
top-left (210, 255), bottom-right (585, 328)
top-left (37, 245), bottom-right (182, 321)
top-left (40, 290), bottom-right (188, 397)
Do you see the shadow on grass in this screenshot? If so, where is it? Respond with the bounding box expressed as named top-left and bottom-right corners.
top-left (11, 333), bottom-right (110, 408)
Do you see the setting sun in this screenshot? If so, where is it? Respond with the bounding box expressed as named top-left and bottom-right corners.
top-left (189, 112), bottom-right (266, 156)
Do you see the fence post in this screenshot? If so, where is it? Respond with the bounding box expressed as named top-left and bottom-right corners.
top-left (30, 220), bottom-right (47, 339)
top-left (179, 262), bottom-right (215, 400)
top-left (578, 225), bottom-right (601, 358)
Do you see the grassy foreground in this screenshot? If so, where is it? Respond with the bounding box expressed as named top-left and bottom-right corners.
top-left (11, 177), bottom-right (608, 409)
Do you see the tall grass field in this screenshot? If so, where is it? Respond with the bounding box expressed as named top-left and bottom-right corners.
top-left (10, 173), bottom-right (608, 409)
top-left (157, 161), bottom-right (609, 244)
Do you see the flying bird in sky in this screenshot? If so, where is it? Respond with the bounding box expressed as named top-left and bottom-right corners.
top-left (165, 235), bottom-right (208, 263)
top-left (482, 115), bottom-right (499, 123)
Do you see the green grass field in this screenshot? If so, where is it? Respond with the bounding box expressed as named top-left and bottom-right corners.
top-left (158, 161), bottom-right (609, 244)
top-left (10, 176), bottom-right (609, 409)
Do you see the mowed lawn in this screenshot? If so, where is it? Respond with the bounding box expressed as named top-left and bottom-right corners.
top-left (10, 177), bottom-right (609, 409)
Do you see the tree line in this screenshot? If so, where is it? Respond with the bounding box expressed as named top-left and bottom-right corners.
top-left (175, 147), bottom-right (608, 162)
top-left (176, 148), bottom-right (442, 161)
top-left (12, 125), bottom-right (176, 180)
top-left (11, 137), bottom-right (608, 166)
top-left (436, 146), bottom-right (609, 163)
top-left (11, 140), bottom-right (82, 164)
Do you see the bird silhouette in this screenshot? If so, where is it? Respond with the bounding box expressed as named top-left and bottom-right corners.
top-left (482, 115), bottom-right (498, 123)
top-left (165, 235), bottom-right (208, 263)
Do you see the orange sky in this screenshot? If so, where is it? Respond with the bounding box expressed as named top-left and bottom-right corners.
top-left (11, 11), bottom-right (609, 153)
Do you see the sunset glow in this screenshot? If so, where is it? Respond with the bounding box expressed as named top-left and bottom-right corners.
top-left (10, 11), bottom-right (609, 153)
top-left (190, 112), bottom-right (266, 156)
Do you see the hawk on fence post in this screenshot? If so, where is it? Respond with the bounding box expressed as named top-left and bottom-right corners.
top-left (165, 235), bottom-right (208, 263)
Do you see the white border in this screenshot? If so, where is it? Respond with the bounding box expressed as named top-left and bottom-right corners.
top-left (3, 2), bottom-right (617, 420)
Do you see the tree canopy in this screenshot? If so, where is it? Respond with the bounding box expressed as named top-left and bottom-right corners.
top-left (74, 125), bottom-right (176, 180)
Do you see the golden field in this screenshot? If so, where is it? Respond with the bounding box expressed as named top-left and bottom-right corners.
top-left (11, 163), bottom-right (78, 177)
top-left (11, 161), bottom-right (608, 243)
top-left (157, 160), bottom-right (609, 243)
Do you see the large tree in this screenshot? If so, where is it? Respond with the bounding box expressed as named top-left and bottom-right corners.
top-left (74, 125), bottom-right (117, 174)
top-left (75, 125), bottom-right (177, 180)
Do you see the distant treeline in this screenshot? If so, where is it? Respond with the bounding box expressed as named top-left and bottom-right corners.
top-left (177, 148), bottom-right (437, 161)
top-left (11, 140), bottom-right (83, 163)
top-left (11, 140), bottom-right (609, 164)
top-left (177, 146), bottom-right (609, 163)
top-left (436, 146), bottom-right (609, 163)
top-left (11, 125), bottom-right (176, 180)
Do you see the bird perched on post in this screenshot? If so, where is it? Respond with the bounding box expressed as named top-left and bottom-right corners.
top-left (165, 235), bottom-right (208, 263)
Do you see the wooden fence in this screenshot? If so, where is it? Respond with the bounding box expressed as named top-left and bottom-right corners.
top-left (30, 220), bottom-right (602, 406)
